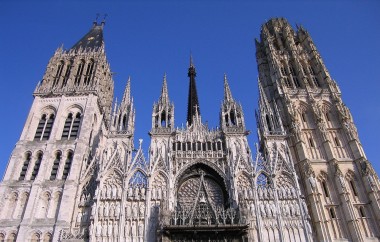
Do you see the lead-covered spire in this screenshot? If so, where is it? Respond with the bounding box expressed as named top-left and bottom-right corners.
top-left (187, 55), bottom-right (200, 125)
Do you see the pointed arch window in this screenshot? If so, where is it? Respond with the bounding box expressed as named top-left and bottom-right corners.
top-left (74, 60), bottom-right (85, 86)
top-left (62, 151), bottom-right (73, 180)
top-left (50, 151), bottom-right (61, 180)
top-left (31, 152), bottom-right (43, 180)
top-left (62, 112), bottom-right (82, 140)
top-left (19, 152), bottom-right (32, 180)
top-left (83, 60), bottom-right (95, 85)
top-left (34, 113), bottom-right (55, 141)
top-left (321, 180), bottom-right (330, 197)
top-left (122, 114), bottom-right (128, 130)
top-left (129, 171), bottom-right (147, 187)
top-left (257, 173), bottom-right (269, 187)
top-left (308, 138), bottom-right (315, 148)
top-left (62, 61), bottom-right (72, 87)
top-left (53, 61), bottom-right (64, 87)
top-left (334, 136), bottom-right (341, 147)
top-left (329, 208), bottom-right (336, 218)
top-left (349, 180), bottom-right (358, 197)
top-left (359, 206), bottom-right (366, 218)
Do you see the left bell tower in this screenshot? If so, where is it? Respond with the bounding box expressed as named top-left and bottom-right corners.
top-left (0, 19), bottom-right (114, 241)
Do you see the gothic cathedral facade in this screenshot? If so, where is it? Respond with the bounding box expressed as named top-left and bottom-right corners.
top-left (0, 18), bottom-right (379, 242)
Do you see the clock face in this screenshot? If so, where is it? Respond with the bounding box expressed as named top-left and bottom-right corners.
top-left (87, 37), bottom-right (95, 41)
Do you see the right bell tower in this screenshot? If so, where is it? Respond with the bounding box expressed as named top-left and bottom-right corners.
top-left (255, 18), bottom-right (380, 242)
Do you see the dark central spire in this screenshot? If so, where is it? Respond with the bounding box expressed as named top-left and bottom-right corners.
top-left (187, 55), bottom-right (201, 125)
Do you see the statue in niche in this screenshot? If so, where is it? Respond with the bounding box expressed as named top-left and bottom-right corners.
top-left (260, 203), bottom-right (266, 217)
top-left (104, 203), bottom-right (109, 217)
top-left (249, 189), bottom-right (253, 199)
top-left (291, 187), bottom-right (297, 198)
top-left (96, 223), bottom-right (102, 237)
top-left (132, 204), bottom-right (138, 217)
top-left (83, 209), bottom-right (89, 222)
top-left (91, 202), bottom-right (97, 216)
top-left (114, 221), bottom-right (119, 236)
top-left (141, 187), bottom-right (146, 200)
top-left (289, 203), bottom-right (294, 216)
top-left (98, 203), bottom-right (103, 217)
top-left (102, 221), bottom-right (107, 236)
top-left (302, 200), bottom-right (310, 219)
top-left (126, 205), bottom-right (131, 217)
top-left (107, 222), bottom-right (113, 237)
top-left (134, 187), bottom-right (140, 200)
top-left (139, 204), bottom-right (145, 216)
top-left (89, 221), bottom-right (93, 236)
top-left (263, 187), bottom-right (268, 200)
top-left (112, 186), bottom-right (117, 199)
top-left (268, 188), bottom-right (274, 199)
top-left (76, 211), bottom-right (82, 223)
top-left (128, 187), bottom-right (133, 198)
top-left (295, 202), bottom-right (301, 216)
top-left (109, 203), bottom-right (115, 218)
top-left (125, 222), bottom-right (130, 238)
top-left (308, 175), bottom-right (317, 192)
top-left (284, 203), bottom-right (290, 216)
top-left (117, 187), bottom-right (122, 198)
top-left (244, 188), bottom-right (248, 199)
top-left (265, 203), bottom-right (271, 217)
top-left (278, 188), bottom-right (283, 199)
top-left (106, 186), bottom-right (112, 199)
top-left (115, 202), bottom-right (121, 217)
top-left (258, 188), bottom-right (263, 200)
top-left (138, 223), bottom-right (144, 236)
top-left (132, 222), bottom-right (136, 236)
top-left (250, 202), bottom-right (256, 216)
top-left (157, 188), bottom-right (162, 200)
top-left (151, 188), bottom-right (156, 200)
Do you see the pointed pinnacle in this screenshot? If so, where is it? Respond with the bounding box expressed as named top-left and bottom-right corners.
top-left (224, 73), bottom-right (233, 101)
top-left (122, 76), bottom-right (131, 104)
top-left (160, 73), bottom-right (169, 103)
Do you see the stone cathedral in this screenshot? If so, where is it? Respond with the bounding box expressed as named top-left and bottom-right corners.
top-left (0, 17), bottom-right (379, 242)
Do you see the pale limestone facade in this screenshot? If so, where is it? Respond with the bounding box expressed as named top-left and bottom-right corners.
top-left (0, 18), bottom-right (379, 242)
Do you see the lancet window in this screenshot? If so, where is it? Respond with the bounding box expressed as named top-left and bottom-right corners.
top-left (50, 151), bottom-right (62, 180)
top-left (34, 113), bottom-right (55, 141)
top-left (74, 60), bottom-right (85, 86)
top-left (19, 152), bottom-right (32, 180)
top-left (62, 151), bottom-right (73, 180)
top-left (83, 59), bottom-right (94, 85)
top-left (62, 61), bottom-right (72, 87)
top-left (62, 112), bottom-right (82, 140)
top-left (52, 61), bottom-right (64, 87)
top-left (30, 152), bottom-right (43, 180)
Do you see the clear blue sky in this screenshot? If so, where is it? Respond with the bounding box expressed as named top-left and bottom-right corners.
top-left (0, 1), bottom-right (379, 177)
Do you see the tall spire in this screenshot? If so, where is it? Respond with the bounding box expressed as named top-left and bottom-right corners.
top-left (223, 74), bottom-right (233, 102)
top-left (159, 73), bottom-right (169, 104)
top-left (187, 55), bottom-right (200, 125)
top-left (71, 20), bottom-right (104, 51)
top-left (122, 77), bottom-right (131, 104)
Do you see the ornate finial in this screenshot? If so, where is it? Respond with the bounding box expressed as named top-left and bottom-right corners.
top-left (139, 139), bottom-right (143, 148)
top-left (223, 73), bottom-right (233, 102)
top-left (160, 73), bottom-right (169, 104)
top-left (122, 77), bottom-right (131, 104)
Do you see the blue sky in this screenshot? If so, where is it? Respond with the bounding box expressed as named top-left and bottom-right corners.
top-left (0, 1), bottom-right (379, 177)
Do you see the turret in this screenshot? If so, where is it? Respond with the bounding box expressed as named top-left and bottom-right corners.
top-left (151, 74), bottom-right (174, 132)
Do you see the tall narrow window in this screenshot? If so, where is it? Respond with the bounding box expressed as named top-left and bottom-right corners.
top-left (31, 152), bottom-right (43, 180)
top-left (329, 208), bottom-right (336, 218)
top-left (309, 138), bottom-right (314, 148)
top-left (350, 180), bottom-right (358, 197)
top-left (62, 151), bottom-right (73, 180)
top-left (321, 181), bottom-right (329, 197)
top-left (83, 60), bottom-right (94, 85)
top-left (289, 66), bottom-right (300, 88)
top-left (301, 112), bottom-right (307, 123)
top-left (74, 60), bottom-right (85, 86)
top-left (334, 137), bottom-right (341, 147)
top-left (53, 61), bottom-right (64, 87)
top-left (62, 113), bottom-right (82, 140)
top-left (325, 112), bottom-right (330, 122)
top-left (34, 114), bottom-right (55, 141)
top-left (19, 152), bottom-right (32, 180)
top-left (62, 62), bottom-right (72, 87)
top-left (359, 207), bottom-right (366, 218)
top-left (122, 114), bottom-right (128, 130)
top-left (50, 152), bottom-right (61, 180)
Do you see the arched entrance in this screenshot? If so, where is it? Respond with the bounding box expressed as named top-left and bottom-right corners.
top-left (162, 163), bottom-right (248, 242)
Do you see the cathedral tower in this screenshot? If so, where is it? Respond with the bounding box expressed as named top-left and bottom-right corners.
top-left (256, 18), bottom-right (380, 241)
top-left (0, 20), bottom-right (115, 241)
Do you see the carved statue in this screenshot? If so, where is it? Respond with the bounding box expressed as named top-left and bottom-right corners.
top-left (126, 205), bottom-right (131, 217)
top-left (141, 187), bottom-right (146, 200)
top-left (115, 202), bottom-right (121, 217)
top-left (132, 204), bottom-right (138, 217)
top-left (104, 203), bottom-right (109, 217)
top-left (260, 203), bottom-right (266, 217)
top-left (96, 223), bottom-right (102, 237)
top-left (128, 187), bottom-right (133, 198)
top-left (98, 203), bottom-right (103, 218)
top-left (107, 222), bottom-right (113, 236)
top-left (250, 202), bottom-right (256, 216)
top-left (308, 175), bottom-right (317, 192)
top-left (139, 204), bottom-right (145, 216)
top-left (134, 187), bottom-right (140, 200)
top-left (112, 186), bottom-right (117, 199)
top-left (114, 221), bottom-right (119, 236)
